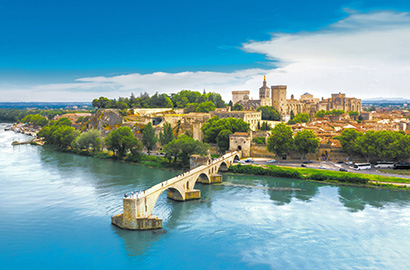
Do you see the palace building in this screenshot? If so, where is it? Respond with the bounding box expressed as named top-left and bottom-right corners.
top-left (232, 77), bottom-right (361, 119)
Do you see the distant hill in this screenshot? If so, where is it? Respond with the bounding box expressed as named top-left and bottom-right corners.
top-left (0, 102), bottom-right (92, 109)
top-left (362, 98), bottom-right (410, 104)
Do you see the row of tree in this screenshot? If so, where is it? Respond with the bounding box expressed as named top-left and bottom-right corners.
top-left (267, 123), bottom-right (320, 160)
top-left (314, 109), bottom-right (346, 118)
top-left (37, 117), bottom-right (209, 166)
top-left (92, 90), bottom-right (226, 111)
top-left (257, 106), bottom-right (281, 121)
top-left (0, 109), bottom-right (82, 122)
top-left (288, 113), bottom-right (310, 125)
top-left (21, 114), bottom-right (49, 127)
top-left (337, 129), bottom-right (410, 162)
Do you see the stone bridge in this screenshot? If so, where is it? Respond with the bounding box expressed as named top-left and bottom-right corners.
top-left (112, 151), bottom-right (242, 230)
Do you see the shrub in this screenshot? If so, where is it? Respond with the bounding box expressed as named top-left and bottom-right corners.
top-left (229, 164), bottom-right (303, 179)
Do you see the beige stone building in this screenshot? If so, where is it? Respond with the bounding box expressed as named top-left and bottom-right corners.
top-left (211, 109), bottom-right (262, 131)
top-left (232, 76), bottom-right (362, 119)
top-left (232, 90), bottom-right (250, 105)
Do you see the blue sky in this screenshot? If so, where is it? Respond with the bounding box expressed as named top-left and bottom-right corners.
top-left (1, 0), bottom-right (410, 101)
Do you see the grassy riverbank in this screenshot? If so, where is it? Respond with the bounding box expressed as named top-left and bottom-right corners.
top-left (282, 166), bottom-right (410, 184)
top-left (228, 164), bottom-right (410, 190)
top-left (379, 169), bottom-right (410, 176)
top-left (51, 146), bottom-right (186, 170)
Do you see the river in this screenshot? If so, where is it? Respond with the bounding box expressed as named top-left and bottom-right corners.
top-left (1, 122), bottom-right (410, 269)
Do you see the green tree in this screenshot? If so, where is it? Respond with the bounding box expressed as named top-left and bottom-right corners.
top-left (201, 116), bottom-right (249, 144)
top-left (21, 114), bottom-right (48, 126)
top-left (252, 137), bottom-right (266, 145)
top-left (216, 129), bottom-right (233, 153)
top-left (184, 103), bottom-right (199, 113)
top-left (260, 121), bottom-right (271, 131)
top-left (72, 129), bottom-right (102, 152)
top-left (390, 133), bottom-right (410, 161)
top-left (150, 93), bottom-right (173, 108)
top-left (292, 113), bottom-right (310, 123)
top-left (348, 111), bottom-right (359, 120)
top-left (159, 123), bottom-right (174, 146)
top-left (256, 106), bottom-right (281, 121)
top-left (76, 116), bottom-right (85, 123)
top-left (177, 135), bottom-right (209, 164)
top-left (173, 120), bottom-right (182, 137)
top-left (205, 92), bottom-right (225, 108)
top-left (164, 139), bottom-right (180, 163)
top-left (293, 130), bottom-right (319, 160)
top-left (327, 109), bottom-right (345, 116)
top-left (267, 123), bottom-right (293, 161)
top-left (355, 131), bottom-right (378, 162)
top-left (164, 135), bottom-right (209, 164)
top-left (55, 117), bottom-right (72, 126)
top-left (196, 101), bottom-right (216, 113)
top-left (290, 110), bottom-right (295, 120)
top-left (92, 96), bottom-right (111, 108)
top-left (142, 122), bottom-right (158, 154)
top-left (105, 126), bottom-right (141, 158)
top-left (37, 125), bottom-right (57, 144)
top-left (37, 117), bottom-right (75, 146)
top-left (314, 110), bottom-right (326, 118)
top-left (232, 103), bottom-right (243, 111)
top-left (52, 125), bottom-right (79, 149)
top-left (116, 101), bottom-right (128, 110)
top-left (337, 129), bottom-right (362, 157)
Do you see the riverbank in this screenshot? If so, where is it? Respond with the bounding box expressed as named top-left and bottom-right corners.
top-left (228, 164), bottom-right (410, 190)
top-left (46, 146), bottom-right (187, 170)
top-left (30, 142), bottom-right (410, 190)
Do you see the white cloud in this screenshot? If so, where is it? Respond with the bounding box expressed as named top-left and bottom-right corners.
top-left (2, 10), bottom-right (410, 102)
top-left (242, 10), bottom-right (410, 99)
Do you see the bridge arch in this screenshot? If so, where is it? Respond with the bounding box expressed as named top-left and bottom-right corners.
top-left (166, 187), bottom-right (184, 201)
top-left (218, 161), bottom-right (229, 172)
top-left (197, 172), bottom-right (210, 184)
top-left (147, 184), bottom-right (185, 215)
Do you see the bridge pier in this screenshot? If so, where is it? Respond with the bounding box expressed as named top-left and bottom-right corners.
top-left (112, 214), bottom-right (162, 230)
top-left (111, 198), bottom-right (163, 230)
top-left (202, 174), bottom-right (223, 184)
top-left (167, 189), bottom-right (201, 201)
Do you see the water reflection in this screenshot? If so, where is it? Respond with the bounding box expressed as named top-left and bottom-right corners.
top-left (338, 186), bottom-right (410, 212)
top-left (112, 226), bottom-right (166, 256)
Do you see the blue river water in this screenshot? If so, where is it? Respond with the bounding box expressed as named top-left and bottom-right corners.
top-left (1, 122), bottom-right (410, 269)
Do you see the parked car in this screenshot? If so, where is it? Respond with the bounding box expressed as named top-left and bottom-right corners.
top-left (319, 166), bottom-right (326, 169)
top-left (394, 162), bottom-right (410, 170)
top-left (345, 161), bottom-right (353, 165)
top-left (308, 160), bottom-right (313, 163)
top-left (266, 159), bottom-right (277, 163)
top-left (339, 168), bottom-right (348, 172)
top-left (337, 161), bottom-right (344, 164)
top-left (301, 164), bottom-right (307, 167)
top-left (244, 158), bottom-right (254, 163)
top-left (238, 160), bottom-right (246, 164)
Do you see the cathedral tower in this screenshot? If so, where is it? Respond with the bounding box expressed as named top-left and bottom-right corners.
top-left (259, 76), bottom-right (272, 106)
